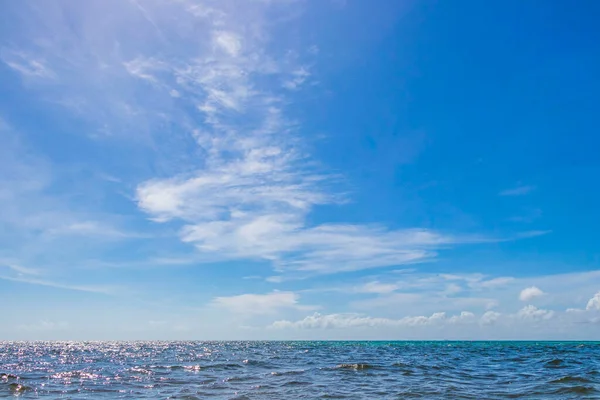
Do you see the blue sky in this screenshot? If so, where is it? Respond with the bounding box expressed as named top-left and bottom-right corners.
top-left (1, 0), bottom-right (600, 340)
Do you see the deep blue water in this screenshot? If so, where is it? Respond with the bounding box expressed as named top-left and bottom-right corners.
top-left (1, 341), bottom-right (599, 399)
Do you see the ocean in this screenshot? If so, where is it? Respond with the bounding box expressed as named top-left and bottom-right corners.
top-left (1, 341), bottom-right (598, 399)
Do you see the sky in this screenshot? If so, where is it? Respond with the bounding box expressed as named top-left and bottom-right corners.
top-left (1, 0), bottom-right (599, 340)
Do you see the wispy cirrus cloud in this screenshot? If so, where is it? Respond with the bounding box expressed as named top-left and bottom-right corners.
top-left (1, 263), bottom-right (41, 276)
top-left (0, 0), bottom-right (547, 280)
top-left (500, 185), bottom-right (535, 196)
top-left (129, 1), bottom-right (488, 276)
top-left (45, 221), bottom-right (148, 239)
top-left (0, 116), bottom-right (159, 282)
top-left (353, 281), bottom-right (400, 294)
top-left (211, 291), bottom-right (317, 315)
top-left (0, 50), bottom-right (55, 80)
top-left (0, 274), bottom-right (117, 295)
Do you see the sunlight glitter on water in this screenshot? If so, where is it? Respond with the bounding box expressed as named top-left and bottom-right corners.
top-left (1, 341), bottom-right (599, 399)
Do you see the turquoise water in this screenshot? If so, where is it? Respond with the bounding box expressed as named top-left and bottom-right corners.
top-left (1, 341), bottom-right (599, 398)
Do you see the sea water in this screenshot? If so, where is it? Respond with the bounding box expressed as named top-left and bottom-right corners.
top-left (1, 341), bottom-right (599, 399)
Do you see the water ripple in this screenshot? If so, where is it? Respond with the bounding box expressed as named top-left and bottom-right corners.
top-left (0, 341), bottom-right (599, 399)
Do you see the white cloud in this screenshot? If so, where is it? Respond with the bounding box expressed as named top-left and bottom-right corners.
top-left (0, 123), bottom-right (149, 270)
top-left (213, 31), bottom-right (242, 57)
top-left (353, 281), bottom-right (399, 294)
top-left (271, 302), bottom-right (596, 334)
top-left (519, 286), bottom-right (545, 301)
top-left (351, 290), bottom-right (499, 317)
top-left (124, 0), bottom-right (526, 277)
top-left (211, 291), bottom-right (315, 315)
top-left (480, 311), bottom-right (501, 325)
top-left (586, 292), bottom-right (600, 311)
top-left (472, 277), bottom-right (514, 289)
top-left (0, 50), bottom-right (55, 79)
top-left (5, 0), bottom-right (592, 341)
top-left (266, 275), bottom-right (284, 283)
top-left (2, 0), bottom-right (541, 280)
top-left (499, 185), bottom-right (535, 196)
top-left (283, 66), bottom-right (310, 90)
top-left (448, 311), bottom-right (475, 324)
top-left (0, 274), bottom-right (115, 294)
top-left (271, 311), bottom-right (451, 329)
top-left (123, 57), bottom-right (165, 83)
top-left (2, 263), bottom-right (40, 276)
top-left (45, 221), bottom-right (143, 239)
top-left (137, 127), bottom-right (483, 274)
top-left (517, 305), bottom-right (554, 320)
top-left (443, 283), bottom-right (463, 295)
top-left (566, 308), bottom-right (584, 313)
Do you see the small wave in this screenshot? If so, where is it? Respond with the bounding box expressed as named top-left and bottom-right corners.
top-left (281, 380), bottom-right (311, 386)
top-left (223, 376), bottom-right (254, 382)
top-left (169, 365), bottom-right (200, 371)
top-left (335, 363), bottom-right (376, 370)
top-left (271, 370), bottom-right (305, 376)
top-left (553, 385), bottom-right (597, 395)
top-left (549, 376), bottom-right (593, 384)
top-left (151, 365), bottom-right (200, 370)
top-left (392, 362), bottom-right (410, 367)
top-left (156, 363), bottom-right (231, 371)
top-left (242, 359), bottom-right (270, 367)
top-left (544, 358), bottom-right (565, 368)
top-left (209, 363), bottom-right (244, 370)
top-left (165, 365), bottom-right (186, 370)
top-left (129, 366), bottom-right (153, 375)
top-left (50, 371), bottom-right (100, 380)
top-left (8, 383), bottom-right (32, 393)
top-left (507, 356), bottom-right (528, 362)
top-left (0, 373), bottom-right (18, 380)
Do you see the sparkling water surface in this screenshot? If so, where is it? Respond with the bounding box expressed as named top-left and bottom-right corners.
top-left (1, 341), bottom-right (599, 399)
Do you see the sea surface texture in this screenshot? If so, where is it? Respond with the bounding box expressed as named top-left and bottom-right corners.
top-left (1, 341), bottom-right (599, 399)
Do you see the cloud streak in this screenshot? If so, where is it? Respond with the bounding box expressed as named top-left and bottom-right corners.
top-left (133, 1), bottom-right (455, 275)
top-left (1, 0), bottom-right (550, 280)
top-left (127, 2), bottom-right (546, 277)
top-left (500, 185), bottom-right (535, 196)
top-left (0, 274), bottom-right (116, 295)
top-left (0, 50), bottom-right (56, 79)
top-left (212, 291), bottom-right (316, 315)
